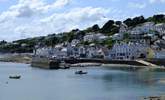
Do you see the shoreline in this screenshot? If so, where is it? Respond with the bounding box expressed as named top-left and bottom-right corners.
top-left (0, 53), bottom-right (32, 64)
top-left (0, 54), bottom-right (165, 72)
top-left (102, 64), bottom-right (165, 72)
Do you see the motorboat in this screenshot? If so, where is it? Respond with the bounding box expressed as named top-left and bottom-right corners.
top-left (75, 70), bottom-right (87, 74)
top-left (9, 75), bottom-right (21, 79)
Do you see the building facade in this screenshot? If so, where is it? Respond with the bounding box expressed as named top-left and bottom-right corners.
top-left (109, 42), bottom-right (149, 60)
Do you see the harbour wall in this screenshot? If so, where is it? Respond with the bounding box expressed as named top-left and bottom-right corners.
top-left (146, 59), bottom-right (165, 66)
top-left (31, 56), bottom-right (60, 69)
top-left (64, 58), bottom-right (147, 66)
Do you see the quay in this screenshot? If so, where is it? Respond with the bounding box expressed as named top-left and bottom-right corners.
top-left (64, 58), bottom-right (147, 66)
top-left (64, 58), bottom-right (165, 67)
top-left (31, 56), bottom-right (60, 69)
top-left (31, 56), bottom-right (165, 71)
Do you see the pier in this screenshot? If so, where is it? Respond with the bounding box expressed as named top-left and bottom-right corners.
top-left (31, 56), bottom-right (165, 71)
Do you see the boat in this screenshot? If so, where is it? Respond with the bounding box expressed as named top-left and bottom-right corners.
top-left (75, 70), bottom-right (88, 74)
top-left (9, 75), bottom-right (21, 79)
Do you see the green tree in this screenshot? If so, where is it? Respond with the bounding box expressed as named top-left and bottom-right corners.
top-left (147, 14), bottom-right (165, 23)
top-left (101, 20), bottom-right (119, 36)
top-left (115, 21), bottom-right (122, 26)
top-left (123, 32), bottom-right (129, 39)
top-left (123, 16), bottom-right (146, 27)
top-left (103, 38), bottom-right (115, 48)
top-left (0, 40), bottom-right (7, 45)
top-left (101, 20), bottom-right (114, 33)
top-left (123, 18), bottom-right (132, 27)
top-left (91, 24), bottom-right (100, 32)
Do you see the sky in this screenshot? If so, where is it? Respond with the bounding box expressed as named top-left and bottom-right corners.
top-left (0, 0), bottom-right (165, 41)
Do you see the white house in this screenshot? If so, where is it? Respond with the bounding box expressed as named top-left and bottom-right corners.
top-left (109, 42), bottom-right (149, 60)
top-left (71, 39), bottom-right (80, 46)
top-left (100, 47), bottom-right (110, 59)
top-left (85, 46), bottom-right (99, 58)
top-left (119, 23), bottom-right (128, 33)
top-left (112, 33), bottom-right (124, 40)
top-left (35, 47), bottom-right (54, 57)
top-left (154, 23), bottom-right (165, 35)
top-left (154, 50), bottom-right (165, 59)
top-left (163, 36), bottom-right (165, 40)
top-left (129, 22), bottom-right (155, 35)
top-left (78, 46), bottom-right (86, 57)
top-left (142, 22), bottom-right (155, 33)
top-left (112, 24), bottom-right (128, 41)
top-left (83, 33), bottom-right (108, 42)
top-left (66, 44), bottom-right (79, 58)
top-left (52, 47), bottom-right (68, 59)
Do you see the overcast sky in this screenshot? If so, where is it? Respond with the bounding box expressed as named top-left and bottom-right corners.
top-left (0, 0), bottom-right (165, 41)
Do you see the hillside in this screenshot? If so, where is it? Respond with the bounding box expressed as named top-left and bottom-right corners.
top-left (0, 14), bottom-right (165, 53)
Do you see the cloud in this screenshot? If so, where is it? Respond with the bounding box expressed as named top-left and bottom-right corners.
top-left (0, 0), bottom-right (71, 23)
top-left (19, 7), bottom-right (109, 36)
top-left (149, 0), bottom-right (165, 3)
top-left (0, 6), bottom-right (109, 41)
top-left (1, 0), bottom-right (159, 41)
top-left (46, 0), bottom-right (71, 9)
top-left (128, 2), bottom-right (146, 9)
top-left (0, 0), bottom-right (73, 41)
top-left (0, 0), bottom-right (8, 2)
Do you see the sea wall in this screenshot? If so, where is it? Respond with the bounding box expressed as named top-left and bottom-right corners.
top-left (31, 56), bottom-right (60, 69)
top-left (65, 58), bottom-right (146, 66)
top-left (146, 59), bottom-right (165, 66)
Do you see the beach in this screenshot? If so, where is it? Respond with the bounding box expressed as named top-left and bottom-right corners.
top-left (0, 53), bottom-right (32, 64)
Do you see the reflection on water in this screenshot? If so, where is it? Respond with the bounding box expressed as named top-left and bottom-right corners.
top-left (0, 62), bottom-right (165, 100)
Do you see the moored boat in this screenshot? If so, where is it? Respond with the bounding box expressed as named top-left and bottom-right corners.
top-left (75, 70), bottom-right (88, 74)
top-left (9, 75), bottom-right (21, 79)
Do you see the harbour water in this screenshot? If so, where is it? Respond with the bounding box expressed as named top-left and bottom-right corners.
top-left (0, 62), bottom-right (165, 100)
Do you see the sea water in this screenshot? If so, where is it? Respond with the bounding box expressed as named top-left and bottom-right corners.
top-left (0, 62), bottom-right (165, 100)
